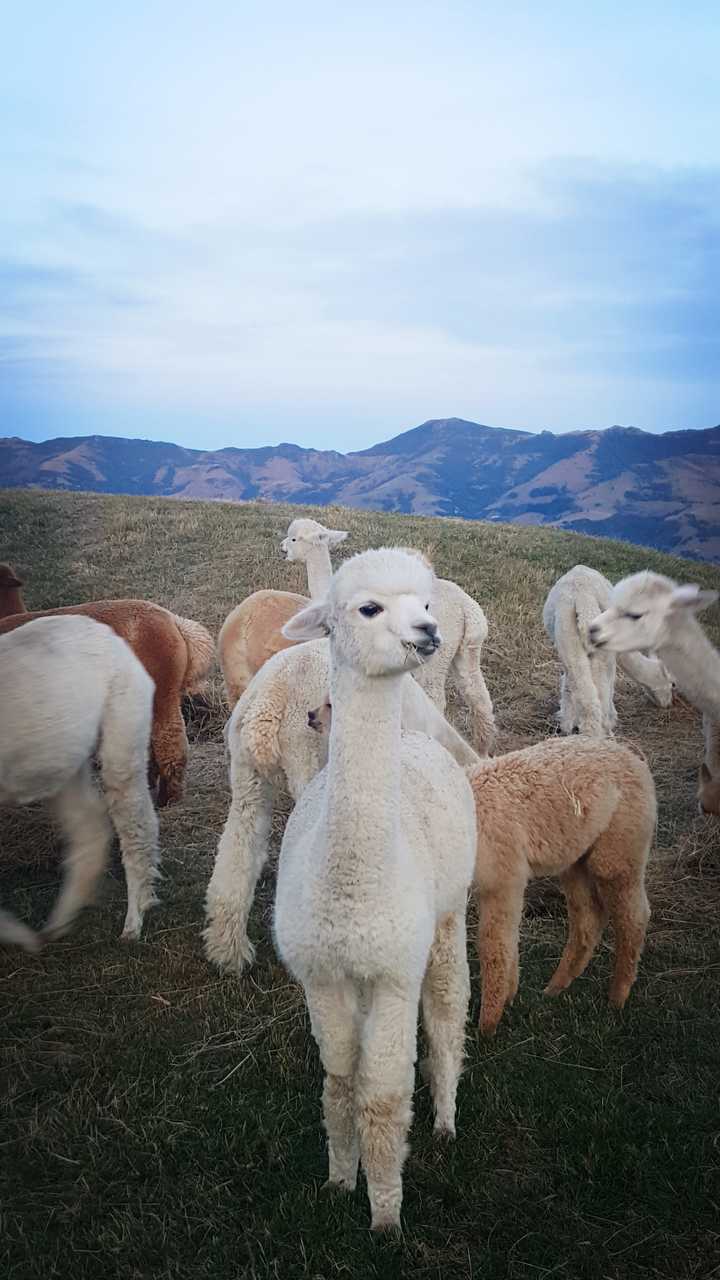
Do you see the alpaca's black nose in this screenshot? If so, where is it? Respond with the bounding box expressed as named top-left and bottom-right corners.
top-left (418, 620), bottom-right (438, 640)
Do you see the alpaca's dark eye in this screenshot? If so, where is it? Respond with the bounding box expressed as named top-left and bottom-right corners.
top-left (625, 612), bottom-right (642, 621)
top-left (359, 603), bottom-right (383, 618)
top-left (425, 604), bottom-right (430, 611)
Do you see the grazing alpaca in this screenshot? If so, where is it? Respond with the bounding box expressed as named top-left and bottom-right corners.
top-left (0, 598), bottom-right (214, 806)
top-left (0, 564), bottom-right (24, 619)
top-left (589, 571), bottom-right (720, 815)
top-left (218, 518), bottom-right (348, 707)
top-left (0, 616), bottom-right (160, 947)
top-left (204, 636), bottom-right (480, 975)
top-left (543, 565), bottom-right (673, 736)
top-left (273, 548), bottom-right (477, 1232)
top-left (468, 736), bottom-right (656, 1035)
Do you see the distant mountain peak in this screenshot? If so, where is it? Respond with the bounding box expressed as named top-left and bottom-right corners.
top-left (1, 418), bottom-right (719, 562)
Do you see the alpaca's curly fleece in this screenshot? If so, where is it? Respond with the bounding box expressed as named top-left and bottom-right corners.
top-left (468, 735), bottom-right (656, 1034)
top-left (0, 615), bottom-right (159, 949)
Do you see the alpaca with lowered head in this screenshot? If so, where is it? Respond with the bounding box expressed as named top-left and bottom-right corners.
top-left (273, 549), bottom-right (477, 1232)
top-left (0, 594), bottom-right (214, 806)
top-left (218, 518), bottom-right (348, 707)
top-left (0, 615), bottom-right (160, 948)
top-left (467, 737), bottom-right (655, 1035)
top-left (543, 565), bottom-right (673, 737)
top-left (589, 571), bottom-right (720, 814)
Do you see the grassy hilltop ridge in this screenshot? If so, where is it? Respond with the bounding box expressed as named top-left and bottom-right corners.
top-left (1, 487), bottom-right (719, 1280)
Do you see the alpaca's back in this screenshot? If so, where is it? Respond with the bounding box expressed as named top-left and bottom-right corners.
top-left (0, 616), bottom-right (152, 806)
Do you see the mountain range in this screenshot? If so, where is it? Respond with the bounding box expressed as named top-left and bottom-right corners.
top-left (2, 418), bottom-right (719, 562)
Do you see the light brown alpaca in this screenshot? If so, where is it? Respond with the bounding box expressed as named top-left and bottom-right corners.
top-left (468, 736), bottom-right (656, 1035)
top-left (0, 599), bottom-right (214, 806)
top-left (0, 564), bottom-right (25, 619)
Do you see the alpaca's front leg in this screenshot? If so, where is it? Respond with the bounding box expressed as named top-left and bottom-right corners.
top-left (421, 910), bottom-right (470, 1136)
top-left (355, 984), bottom-right (419, 1232)
top-left (203, 750), bottom-right (273, 973)
top-left (306, 981), bottom-right (361, 1191)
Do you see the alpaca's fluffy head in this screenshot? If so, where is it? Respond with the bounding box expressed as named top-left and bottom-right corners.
top-left (280, 518), bottom-right (348, 563)
top-left (589, 570), bottom-right (718, 654)
top-left (282, 547), bottom-right (441, 676)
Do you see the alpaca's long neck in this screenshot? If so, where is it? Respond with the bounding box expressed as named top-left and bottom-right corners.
top-left (659, 619), bottom-right (720, 717)
top-left (303, 545), bottom-right (333, 600)
top-left (0, 586), bottom-right (25, 620)
top-left (323, 659), bottom-right (403, 885)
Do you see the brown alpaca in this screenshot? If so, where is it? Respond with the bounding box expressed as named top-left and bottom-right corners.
top-left (468, 736), bottom-right (656, 1035)
top-left (0, 599), bottom-right (214, 806)
top-left (219, 589), bottom-right (307, 707)
top-left (0, 564), bottom-right (25, 619)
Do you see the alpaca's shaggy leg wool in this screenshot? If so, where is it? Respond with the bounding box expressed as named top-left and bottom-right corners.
top-left (476, 881), bottom-right (526, 1036)
top-left (544, 863), bottom-right (608, 996)
top-left (0, 907), bottom-right (41, 953)
top-left (420, 910), bottom-right (470, 1135)
top-left (150, 693), bottom-right (188, 807)
top-left (307, 981), bottom-right (361, 1192)
top-left (42, 765), bottom-right (112, 941)
top-left (594, 874), bottom-right (651, 1008)
top-left (203, 748), bottom-right (273, 973)
top-left (451, 643), bottom-right (495, 755)
top-left (354, 987), bottom-right (418, 1231)
top-left (101, 672), bottom-right (161, 939)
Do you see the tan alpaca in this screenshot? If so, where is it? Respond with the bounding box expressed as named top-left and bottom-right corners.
top-left (468, 736), bottom-right (656, 1035)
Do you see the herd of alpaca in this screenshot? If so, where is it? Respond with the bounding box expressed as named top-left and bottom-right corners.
top-left (1, 519), bottom-right (718, 1233)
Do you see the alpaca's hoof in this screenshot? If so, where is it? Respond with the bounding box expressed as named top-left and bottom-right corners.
top-left (321, 1177), bottom-right (355, 1196)
top-left (478, 1015), bottom-right (499, 1038)
top-left (608, 987), bottom-right (630, 1010)
top-left (543, 980), bottom-right (566, 997)
top-left (433, 1122), bottom-right (456, 1142)
top-left (371, 1218), bottom-right (402, 1238)
top-left (120, 927), bottom-right (142, 943)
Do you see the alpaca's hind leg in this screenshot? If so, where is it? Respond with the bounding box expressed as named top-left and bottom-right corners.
top-left (544, 862), bottom-right (608, 996)
top-left (0, 907), bottom-right (41, 954)
top-left (594, 875), bottom-right (650, 1008)
top-left (356, 983), bottom-right (420, 1232)
top-left (203, 747), bottom-right (273, 973)
top-left (451, 644), bottom-right (495, 755)
top-left (475, 879), bottom-right (526, 1036)
top-left (151, 691), bottom-right (188, 807)
top-left (99, 688), bottom-right (161, 941)
top-left (421, 910), bottom-right (470, 1136)
top-left (43, 766), bottom-right (112, 941)
top-left (306, 981), bottom-right (361, 1192)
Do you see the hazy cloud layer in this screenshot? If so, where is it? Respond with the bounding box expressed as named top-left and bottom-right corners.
top-left (2, 1), bottom-right (718, 449)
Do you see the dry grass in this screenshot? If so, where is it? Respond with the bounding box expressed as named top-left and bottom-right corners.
top-left (1, 487), bottom-right (719, 1279)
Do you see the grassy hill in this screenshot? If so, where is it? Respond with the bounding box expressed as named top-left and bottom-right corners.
top-left (1, 487), bottom-right (719, 1280)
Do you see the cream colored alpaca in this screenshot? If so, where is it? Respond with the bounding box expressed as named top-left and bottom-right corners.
top-left (218, 518), bottom-right (348, 706)
top-left (273, 548), bottom-right (476, 1232)
top-left (220, 519), bottom-right (495, 752)
top-left (469, 736), bottom-right (656, 1035)
top-left (543, 565), bottom-right (673, 736)
top-left (589, 571), bottom-right (720, 814)
top-left (204, 635), bottom-right (479, 974)
top-left (0, 616), bottom-right (160, 948)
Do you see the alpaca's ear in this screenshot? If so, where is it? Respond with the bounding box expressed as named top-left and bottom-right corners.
top-left (670, 585), bottom-right (718, 613)
top-left (282, 600), bottom-right (331, 641)
top-left (325, 529), bottom-right (348, 547)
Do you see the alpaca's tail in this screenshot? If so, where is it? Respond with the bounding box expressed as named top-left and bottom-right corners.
top-left (173, 615), bottom-right (216, 694)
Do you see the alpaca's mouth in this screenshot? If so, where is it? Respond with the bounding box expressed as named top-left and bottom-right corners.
top-left (404, 638), bottom-right (440, 660)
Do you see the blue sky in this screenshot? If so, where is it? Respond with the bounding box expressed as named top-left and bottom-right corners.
top-left (1, 0), bottom-right (719, 452)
